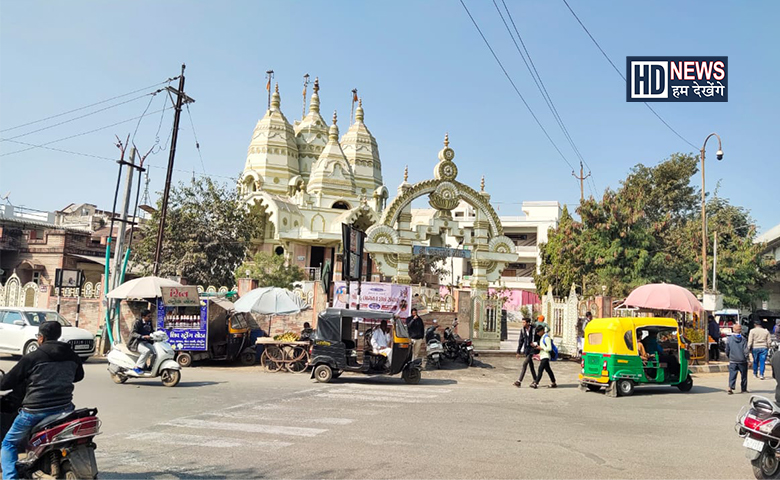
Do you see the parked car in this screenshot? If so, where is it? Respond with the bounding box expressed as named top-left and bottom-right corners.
top-left (0, 307), bottom-right (96, 359)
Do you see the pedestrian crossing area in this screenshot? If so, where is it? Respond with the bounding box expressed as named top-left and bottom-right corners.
top-left (96, 381), bottom-right (452, 476)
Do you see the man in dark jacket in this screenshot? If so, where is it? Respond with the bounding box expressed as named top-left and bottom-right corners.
top-left (772, 343), bottom-right (780, 404)
top-left (725, 324), bottom-right (750, 394)
top-left (406, 309), bottom-right (425, 360)
top-left (513, 318), bottom-right (537, 388)
top-left (708, 315), bottom-right (721, 361)
top-left (129, 309), bottom-right (154, 374)
top-left (1, 321), bottom-right (84, 479)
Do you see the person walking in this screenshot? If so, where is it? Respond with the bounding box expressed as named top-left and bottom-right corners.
top-left (530, 325), bottom-right (557, 389)
top-left (708, 315), bottom-right (721, 361)
top-left (513, 318), bottom-right (537, 388)
top-left (748, 320), bottom-right (771, 380)
top-left (725, 324), bottom-right (750, 394)
top-left (406, 308), bottom-right (425, 361)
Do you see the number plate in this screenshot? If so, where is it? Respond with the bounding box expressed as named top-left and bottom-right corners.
top-left (466, 346), bottom-right (474, 351)
top-left (744, 436), bottom-right (765, 452)
top-left (74, 344), bottom-right (92, 350)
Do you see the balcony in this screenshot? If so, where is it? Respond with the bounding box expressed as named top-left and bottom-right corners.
top-left (515, 245), bottom-right (537, 255)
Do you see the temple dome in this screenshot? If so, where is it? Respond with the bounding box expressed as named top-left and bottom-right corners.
top-left (340, 98), bottom-right (383, 196)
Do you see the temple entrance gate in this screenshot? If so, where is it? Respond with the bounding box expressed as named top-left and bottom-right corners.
top-left (365, 135), bottom-right (517, 349)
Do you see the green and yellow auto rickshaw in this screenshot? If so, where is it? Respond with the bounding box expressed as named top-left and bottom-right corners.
top-left (579, 317), bottom-right (693, 397)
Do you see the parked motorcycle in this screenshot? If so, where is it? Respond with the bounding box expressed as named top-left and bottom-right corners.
top-left (0, 369), bottom-right (101, 479)
top-left (769, 341), bottom-right (778, 364)
top-left (443, 319), bottom-right (477, 367)
top-left (425, 324), bottom-right (444, 369)
top-left (736, 395), bottom-right (780, 479)
top-left (107, 330), bottom-right (182, 387)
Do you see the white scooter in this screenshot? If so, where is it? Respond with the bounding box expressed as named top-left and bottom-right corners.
top-left (425, 324), bottom-right (445, 369)
top-left (106, 330), bottom-right (181, 387)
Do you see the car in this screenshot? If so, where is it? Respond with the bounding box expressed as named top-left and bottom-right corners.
top-left (0, 307), bottom-right (96, 360)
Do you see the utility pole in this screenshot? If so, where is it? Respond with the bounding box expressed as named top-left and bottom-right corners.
top-left (571, 161), bottom-right (591, 204)
top-left (153, 64), bottom-right (194, 276)
top-left (111, 146), bottom-right (136, 291)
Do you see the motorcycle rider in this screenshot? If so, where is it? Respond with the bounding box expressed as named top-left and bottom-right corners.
top-left (129, 308), bottom-right (154, 374)
top-left (0, 321), bottom-right (84, 480)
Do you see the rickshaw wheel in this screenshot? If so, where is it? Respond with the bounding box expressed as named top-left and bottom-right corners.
top-left (752, 447), bottom-right (780, 479)
top-left (176, 352), bottom-right (193, 368)
top-left (676, 376), bottom-right (693, 392)
top-left (402, 367), bottom-right (422, 385)
top-left (616, 379), bottom-right (635, 396)
top-left (314, 364), bottom-right (333, 383)
top-left (239, 350), bottom-right (256, 366)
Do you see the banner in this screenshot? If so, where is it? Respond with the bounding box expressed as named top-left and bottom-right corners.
top-left (156, 297), bottom-right (208, 351)
top-left (333, 282), bottom-right (411, 318)
top-left (161, 286), bottom-right (200, 307)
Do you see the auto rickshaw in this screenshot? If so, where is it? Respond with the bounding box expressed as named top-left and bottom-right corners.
top-left (579, 317), bottom-right (693, 397)
top-left (174, 297), bottom-right (259, 367)
top-left (308, 308), bottom-right (423, 384)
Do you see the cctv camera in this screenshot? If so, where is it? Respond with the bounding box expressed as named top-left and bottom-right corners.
top-left (716, 150), bottom-right (724, 160)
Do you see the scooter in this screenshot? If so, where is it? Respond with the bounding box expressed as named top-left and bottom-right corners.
top-left (106, 330), bottom-right (182, 387)
top-left (425, 325), bottom-right (444, 369)
top-left (0, 370), bottom-right (101, 479)
top-left (736, 395), bottom-right (780, 479)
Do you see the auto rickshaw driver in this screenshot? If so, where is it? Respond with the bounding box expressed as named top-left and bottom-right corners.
top-left (641, 330), bottom-right (680, 381)
top-left (371, 320), bottom-right (393, 362)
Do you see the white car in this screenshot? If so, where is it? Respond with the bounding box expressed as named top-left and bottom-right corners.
top-left (0, 307), bottom-right (96, 360)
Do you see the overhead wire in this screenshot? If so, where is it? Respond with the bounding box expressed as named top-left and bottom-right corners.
top-left (0, 79), bottom-right (176, 133)
top-left (494, 0), bottom-right (596, 197)
top-left (185, 103), bottom-right (207, 173)
top-left (561, 0), bottom-right (698, 150)
top-left (459, 0), bottom-right (576, 173)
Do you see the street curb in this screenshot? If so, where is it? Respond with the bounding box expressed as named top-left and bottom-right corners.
top-left (690, 364), bottom-right (730, 373)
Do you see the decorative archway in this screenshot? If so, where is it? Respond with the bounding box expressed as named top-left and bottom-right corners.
top-left (365, 135), bottom-right (518, 348)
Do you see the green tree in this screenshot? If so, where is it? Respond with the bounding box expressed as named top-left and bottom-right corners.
top-left (133, 177), bottom-right (262, 286)
top-left (408, 252), bottom-right (450, 286)
top-left (235, 251), bottom-right (304, 289)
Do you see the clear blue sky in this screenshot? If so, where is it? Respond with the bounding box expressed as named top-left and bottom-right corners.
top-left (1, 1), bottom-right (778, 232)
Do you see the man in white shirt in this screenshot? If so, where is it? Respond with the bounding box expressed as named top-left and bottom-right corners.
top-left (371, 320), bottom-right (393, 362)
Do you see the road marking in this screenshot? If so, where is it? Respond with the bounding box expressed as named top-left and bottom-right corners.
top-left (340, 384), bottom-right (451, 394)
top-left (161, 418), bottom-right (327, 437)
top-left (315, 393), bottom-right (423, 403)
top-left (326, 388), bottom-right (440, 399)
top-left (200, 411), bottom-right (354, 425)
top-left (125, 432), bottom-right (292, 449)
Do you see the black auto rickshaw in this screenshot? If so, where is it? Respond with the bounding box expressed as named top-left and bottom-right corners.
top-left (309, 308), bottom-right (422, 384)
top-left (174, 297), bottom-right (259, 367)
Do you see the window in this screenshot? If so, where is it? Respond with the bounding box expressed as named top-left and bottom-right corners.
top-left (518, 234), bottom-right (528, 240)
top-left (332, 201), bottom-right (350, 210)
top-left (274, 246), bottom-right (285, 256)
top-left (454, 212), bottom-right (464, 218)
top-left (624, 330), bottom-right (634, 350)
top-left (23, 311), bottom-right (71, 326)
top-left (1, 311), bottom-right (25, 325)
top-left (32, 271), bottom-right (41, 285)
top-left (587, 332), bottom-right (603, 345)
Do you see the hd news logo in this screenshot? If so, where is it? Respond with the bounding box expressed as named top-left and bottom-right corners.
top-left (626, 56), bottom-right (728, 102)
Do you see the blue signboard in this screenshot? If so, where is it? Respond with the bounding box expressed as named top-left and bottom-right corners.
top-left (156, 298), bottom-right (208, 351)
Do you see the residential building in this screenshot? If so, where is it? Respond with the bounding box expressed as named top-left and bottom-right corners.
top-left (756, 222), bottom-right (780, 310)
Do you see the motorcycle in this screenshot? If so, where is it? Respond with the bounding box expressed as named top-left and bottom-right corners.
top-left (106, 330), bottom-right (182, 387)
top-left (443, 320), bottom-right (477, 367)
top-left (425, 324), bottom-right (444, 369)
top-left (769, 341), bottom-right (778, 364)
top-left (0, 370), bottom-right (101, 479)
top-left (736, 395), bottom-right (780, 479)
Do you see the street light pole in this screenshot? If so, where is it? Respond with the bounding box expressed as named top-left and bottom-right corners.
top-left (699, 133), bottom-right (723, 296)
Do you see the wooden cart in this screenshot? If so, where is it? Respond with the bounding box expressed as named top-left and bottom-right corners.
top-left (256, 338), bottom-right (310, 373)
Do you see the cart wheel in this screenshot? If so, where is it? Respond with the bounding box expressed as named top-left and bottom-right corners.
top-left (676, 376), bottom-right (693, 392)
top-left (616, 379), bottom-right (635, 397)
top-left (176, 352), bottom-right (193, 368)
top-left (239, 350), bottom-right (256, 366)
top-left (285, 346), bottom-right (309, 373)
top-left (314, 364), bottom-right (333, 383)
top-left (260, 349), bottom-right (283, 372)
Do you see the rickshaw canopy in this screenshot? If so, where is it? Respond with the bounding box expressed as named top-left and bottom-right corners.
top-left (314, 308), bottom-right (396, 343)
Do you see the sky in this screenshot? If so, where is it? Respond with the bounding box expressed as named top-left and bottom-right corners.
top-left (1, 1), bottom-right (778, 232)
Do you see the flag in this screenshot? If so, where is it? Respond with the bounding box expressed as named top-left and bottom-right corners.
top-left (352, 89), bottom-right (358, 102)
top-left (266, 78), bottom-right (271, 91)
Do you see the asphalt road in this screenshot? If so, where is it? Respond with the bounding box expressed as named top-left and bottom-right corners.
top-left (0, 355), bottom-right (769, 479)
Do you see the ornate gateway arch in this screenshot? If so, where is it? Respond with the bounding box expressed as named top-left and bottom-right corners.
top-left (365, 135), bottom-right (518, 347)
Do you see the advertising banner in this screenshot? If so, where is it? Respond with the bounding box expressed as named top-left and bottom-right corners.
top-left (161, 286), bottom-right (201, 307)
top-left (156, 297), bottom-right (208, 351)
top-left (333, 281), bottom-right (411, 318)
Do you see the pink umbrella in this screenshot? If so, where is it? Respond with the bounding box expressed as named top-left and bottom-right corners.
top-left (623, 283), bottom-right (704, 314)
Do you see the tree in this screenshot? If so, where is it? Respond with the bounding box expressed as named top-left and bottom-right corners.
top-left (408, 252), bottom-right (450, 286)
top-left (132, 177), bottom-right (262, 286)
top-left (235, 252), bottom-right (304, 289)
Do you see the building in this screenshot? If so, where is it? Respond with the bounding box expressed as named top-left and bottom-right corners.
top-left (756, 222), bottom-right (780, 310)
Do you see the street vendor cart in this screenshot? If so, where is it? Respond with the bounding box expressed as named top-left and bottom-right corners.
top-left (256, 337), bottom-right (310, 373)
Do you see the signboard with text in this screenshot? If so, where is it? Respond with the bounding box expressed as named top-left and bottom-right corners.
top-left (161, 286), bottom-right (201, 307)
top-left (333, 281), bottom-right (411, 319)
top-left (412, 245), bottom-right (471, 259)
top-left (156, 297), bottom-right (208, 351)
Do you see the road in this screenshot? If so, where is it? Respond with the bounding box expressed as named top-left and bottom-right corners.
top-left (0, 355), bottom-right (767, 479)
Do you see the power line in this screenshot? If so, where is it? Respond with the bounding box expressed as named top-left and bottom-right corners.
top-left (131, 91), bottom-right (162, 145)
top-left (494, 0), bottom-right (596, 196)
top-left (561, 0), bottom-right (698, 150)
top-left (459, 0), bottom-right (575, 172)
top-left (185, 103), bottom-right (206, 173)
top-left (0, 79), bottom-right (175, 133)
top-left (0, 107), bottom-right (171, 157)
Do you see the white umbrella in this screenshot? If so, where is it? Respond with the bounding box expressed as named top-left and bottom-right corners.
top-left (234, 287), bottom-right (306, 315)
top-left (106, 276), bottom-right (184, 299)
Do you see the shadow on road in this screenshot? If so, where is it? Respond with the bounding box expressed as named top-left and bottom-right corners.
top-left (123, 381), bottom-right (225, 388)
top-left (327, 376), bottom-right (457, 386)
top-left (99, 465), bottom-right (359, 479)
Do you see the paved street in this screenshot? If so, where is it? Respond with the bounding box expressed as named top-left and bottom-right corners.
top-left (1, 355), bottom-right (769, 479)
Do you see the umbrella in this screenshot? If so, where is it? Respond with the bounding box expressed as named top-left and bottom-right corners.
top-left (234, 287), bottom-right (306, 315)
top-left (106, 276), bottom-right (184, 299)
top-left (623, 283), bottom-right (704, 314)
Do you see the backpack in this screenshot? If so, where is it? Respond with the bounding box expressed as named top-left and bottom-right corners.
top-left (544, 334), bottom-right (559, 361)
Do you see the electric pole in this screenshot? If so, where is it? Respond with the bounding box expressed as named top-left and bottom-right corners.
top-left (153, 64), bottom-right (195, 276)
top-left (111, 146), bottom-right (136, 291)
top-left (571, 161), bottom-right (592, 203)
